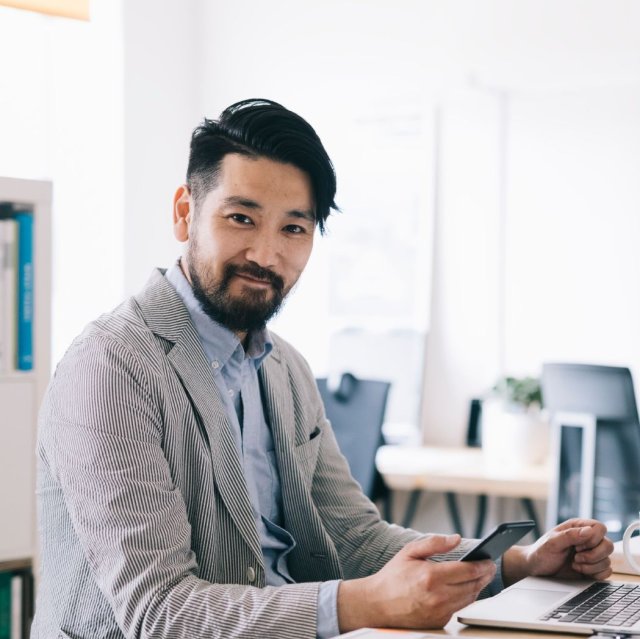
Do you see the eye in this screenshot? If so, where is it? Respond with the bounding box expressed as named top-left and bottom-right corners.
top-left (229, 213), bottom-right (254, 225)
top-left (283, 224), bottom-right (307, 234)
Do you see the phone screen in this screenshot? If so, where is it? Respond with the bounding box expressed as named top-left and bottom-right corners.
top-left (460, 520), bottom-right (535, 562)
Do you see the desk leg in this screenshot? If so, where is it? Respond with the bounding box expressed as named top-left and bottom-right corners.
top-left (474, 494), bottom-right (488, 539)
top-left (445, 492), bottom-right (464, 536)
top-left (444, 493), bottom-right (489, 538)
top-left (402, 489), bottom-right (422, 528)
top-left (522, 498), bottom-right (541, 538)
top-left (400, 491), bottom-right (466, 534)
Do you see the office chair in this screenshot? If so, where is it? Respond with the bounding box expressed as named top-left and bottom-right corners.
top-left (543, 363), bottom-right (640, 541)
top-left (316, 373), bottom-right (392, 521)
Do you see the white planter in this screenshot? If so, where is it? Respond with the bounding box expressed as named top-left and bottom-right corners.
top-left (481, 399), bottom-right (550, 470)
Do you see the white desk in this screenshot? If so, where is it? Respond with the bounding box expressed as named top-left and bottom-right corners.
top-left (376, 445), bottom-right (552, 536)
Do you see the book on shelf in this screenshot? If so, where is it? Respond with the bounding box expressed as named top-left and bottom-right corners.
top-left (10, 575), bottom-right (21, 639)
top-left (14, 210), bottom-right (33, 371)
top-left (0, 572), bottom-right (8, 639)
top-left (0, 203), bottom-right (34, 373)
top-left (0, 216), bottom-right (18, 374)
top-left (0, 571), bottom-right (23, 639)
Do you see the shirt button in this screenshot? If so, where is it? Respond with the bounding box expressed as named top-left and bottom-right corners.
top-left (211, 360), bottom-right (220, 369)
top-left (247, 566), bottom-right (256, 582)
top-left (228, 389), bottom-right (234, 396)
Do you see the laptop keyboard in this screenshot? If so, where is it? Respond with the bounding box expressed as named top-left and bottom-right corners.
top-left (540, 581), bottom-right (640, 627)
top-left (427, 538), bottom-right (478, 562)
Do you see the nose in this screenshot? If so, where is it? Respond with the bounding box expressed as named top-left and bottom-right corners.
top-left (244, 231), bottom-right (281, 269)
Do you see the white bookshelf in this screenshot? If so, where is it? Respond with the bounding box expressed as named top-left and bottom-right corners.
top-left (0, 177), bottom-right (51, 633)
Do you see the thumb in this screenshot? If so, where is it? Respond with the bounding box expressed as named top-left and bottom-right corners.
top-left (404, 534), bottom-right (461, 559)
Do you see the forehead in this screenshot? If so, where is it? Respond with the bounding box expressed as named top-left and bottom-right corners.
top-left (208, 153), bottom-right (314, 209)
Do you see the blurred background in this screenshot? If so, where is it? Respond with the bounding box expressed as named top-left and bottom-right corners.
top-left (2, 0), bottom-right (640, 530)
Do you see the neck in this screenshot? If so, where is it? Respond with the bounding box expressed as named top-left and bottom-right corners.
top-left (237, 330), bottom-right (249, 349)
top-left (178, 257), bottom-right (192, 285)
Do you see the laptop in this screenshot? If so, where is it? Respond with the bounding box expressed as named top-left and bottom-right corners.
top-left (458, 576), bottom-right (640, 635)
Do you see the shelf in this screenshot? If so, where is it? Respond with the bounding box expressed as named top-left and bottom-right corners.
top-left (0, 557), bottom-right (31, 572)
top-left (0, 371), bottom-right (37, 384)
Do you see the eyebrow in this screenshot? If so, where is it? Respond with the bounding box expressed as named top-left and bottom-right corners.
top-left (222, 195), bottom-right (315, 223)
top-left (223, 195), bottom-right (261, 209)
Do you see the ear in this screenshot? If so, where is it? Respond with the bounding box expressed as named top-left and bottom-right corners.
top-left (173, 185), bottom-right (192, 242)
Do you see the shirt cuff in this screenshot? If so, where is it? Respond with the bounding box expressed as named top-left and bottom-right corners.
top-left (316, 579), bottom-right (341, 639)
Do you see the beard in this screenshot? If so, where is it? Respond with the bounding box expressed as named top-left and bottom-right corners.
top-left (186, 249), bottom-right (287, 333)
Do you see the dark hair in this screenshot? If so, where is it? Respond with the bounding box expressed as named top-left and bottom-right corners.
top-left (186, 98), bottom-right (338, 234)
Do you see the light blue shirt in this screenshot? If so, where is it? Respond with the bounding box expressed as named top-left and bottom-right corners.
top-left (166, 262), bottom-right (340, 639)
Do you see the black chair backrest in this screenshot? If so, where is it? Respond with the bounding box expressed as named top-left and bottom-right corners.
top-left (316, 373), bottom-right (391, 500)
top-left (542, 363), bottom-right (640, 540)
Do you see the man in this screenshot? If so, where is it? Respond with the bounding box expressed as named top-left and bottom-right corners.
top-left (33, 99), bottom-right (613, 639)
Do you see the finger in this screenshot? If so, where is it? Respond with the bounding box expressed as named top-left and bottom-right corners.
top-left (575, 536), bottom-right (614, 556)
top-left (564, 523), bottom-right (608, 548)
top-left (591, 566), bottom-right (614, 581)
top-left (404, 534), bottom-right (461, 559)
top-left (573, 554), bottom-right (611, 573)
top-left (441, 570), bottom-right (497, 605)
top-left (572, 527), bottom-right (609, 553)
top-left (475, 563), bottom-right (499, 590)
top-left (546, 524), bottom-right (607, 552)
top-left (572, 559), bottom-right (613, 581)
top-left (426, 567), bottom-right (499, 623)
top-left (574, 552), bottom-right (613, 572)
top-left (552, 518), bottom-right (604, 532)
top-left (429, 558), bottom-right (497, 586)
top-left (574, 538), bottom-right (615, 562)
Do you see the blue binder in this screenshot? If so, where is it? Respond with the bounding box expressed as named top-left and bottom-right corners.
top-left (15, 211), bottom-right (33, 371)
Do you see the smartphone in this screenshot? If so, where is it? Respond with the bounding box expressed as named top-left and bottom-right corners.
top-left (460, 520), bottom-right (535, 561)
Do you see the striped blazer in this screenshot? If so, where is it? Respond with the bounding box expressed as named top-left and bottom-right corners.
top-left (32, 269), bottom-right (420, 639)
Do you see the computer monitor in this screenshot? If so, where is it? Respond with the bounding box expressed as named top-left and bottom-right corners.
top-left (546, 411), bottom-right (597, 527)
top-left (543, 363), bottom-right (640, 540)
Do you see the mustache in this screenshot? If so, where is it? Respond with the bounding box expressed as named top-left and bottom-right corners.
top-left (225, 262), bottom-right (285, 293)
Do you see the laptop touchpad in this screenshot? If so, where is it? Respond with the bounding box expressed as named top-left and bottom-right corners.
top-left (481, 588), bottom-right (571, 620)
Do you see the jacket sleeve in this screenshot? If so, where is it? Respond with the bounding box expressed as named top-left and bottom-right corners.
top-left (39, 333), bottom-right (322, 639)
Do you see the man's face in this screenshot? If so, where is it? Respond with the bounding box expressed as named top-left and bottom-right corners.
top-left (174, 153), bottom-right (316, 335)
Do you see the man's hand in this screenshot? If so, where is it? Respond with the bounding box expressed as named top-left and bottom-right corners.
top-left (337, 534), bottom-right (496, 632)
top-left (502, 518), bottom-right (614, 586)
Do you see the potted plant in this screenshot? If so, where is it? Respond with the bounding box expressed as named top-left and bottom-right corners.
top-left (492, 376), bottom-right (542, 411)
top-left (481, 375), bottom-right (549, 468)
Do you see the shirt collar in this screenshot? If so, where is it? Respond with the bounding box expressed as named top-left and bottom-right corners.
top-left (165, 260), bottom-right (273, 369)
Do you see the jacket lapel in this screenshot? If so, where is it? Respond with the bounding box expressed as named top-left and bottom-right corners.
top-left (258, 347), bottom-right (296, 497)
top-left (135, 269), bottom-right (263, 568)
top-left (260, 348), bottom-right (343, 581)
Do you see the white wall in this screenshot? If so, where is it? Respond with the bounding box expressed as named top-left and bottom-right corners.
top-left (506, 86), bottom-right (640, 375)
top-left (421, 92), bottom-right (503, 445)
top-left (122, 0), bottom-right (203, 294)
